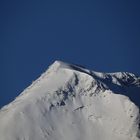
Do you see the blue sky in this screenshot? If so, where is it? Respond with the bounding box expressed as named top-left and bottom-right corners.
top-left (0, 0), bottom-right (140, 107)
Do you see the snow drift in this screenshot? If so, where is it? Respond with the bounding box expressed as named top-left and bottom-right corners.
top-left (0, 61), bottom-right (140, 140)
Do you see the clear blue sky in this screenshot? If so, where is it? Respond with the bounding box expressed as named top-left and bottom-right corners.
top-left (0, 0), bottom-right (140, 107)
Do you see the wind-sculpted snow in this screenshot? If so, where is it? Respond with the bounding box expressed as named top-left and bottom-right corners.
top-left (0, 61), bottom-right (140, 140)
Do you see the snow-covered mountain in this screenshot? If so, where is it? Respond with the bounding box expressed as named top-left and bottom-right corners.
top-left (0, 60), bottom-right (140, 140)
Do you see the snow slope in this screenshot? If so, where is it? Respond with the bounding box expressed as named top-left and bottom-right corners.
top-left (0, 61), bottom-right (140, 140)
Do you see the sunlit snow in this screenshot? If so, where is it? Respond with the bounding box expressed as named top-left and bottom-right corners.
top-left (0, 61), bottom-right (139, 140)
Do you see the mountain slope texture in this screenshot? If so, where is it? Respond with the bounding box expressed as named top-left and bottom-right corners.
top-left (0, 61), bottom-right (140, 140)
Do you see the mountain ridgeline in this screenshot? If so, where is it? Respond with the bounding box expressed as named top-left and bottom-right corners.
top-left (0, 61), bottom-right (140, 140)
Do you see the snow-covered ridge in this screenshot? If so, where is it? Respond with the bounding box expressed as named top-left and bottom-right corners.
top-left (0, 60), bottom-right (140, 140)
top-left (49, 60), bottom-right (140, 86)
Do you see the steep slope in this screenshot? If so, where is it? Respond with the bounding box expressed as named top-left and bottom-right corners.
top-left (0, 61), bottom-right (140, 140)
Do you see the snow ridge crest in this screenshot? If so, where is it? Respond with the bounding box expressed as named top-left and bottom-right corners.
top-left (0, 60), bottom-right (140, 140)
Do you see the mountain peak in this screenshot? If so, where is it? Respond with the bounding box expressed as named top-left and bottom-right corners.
top-left (50, 60), bottom-right (71, 69)
top-left (48, 60), bottom-right (139, 87)
top-left (0, 61), bottom-right (140, 140)
top-left (50, 60), bottom-right (86, 70)
top-left (52, 60), bottom-right (68, 66)
top-left (48, 60), bottom-right (92, 76)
